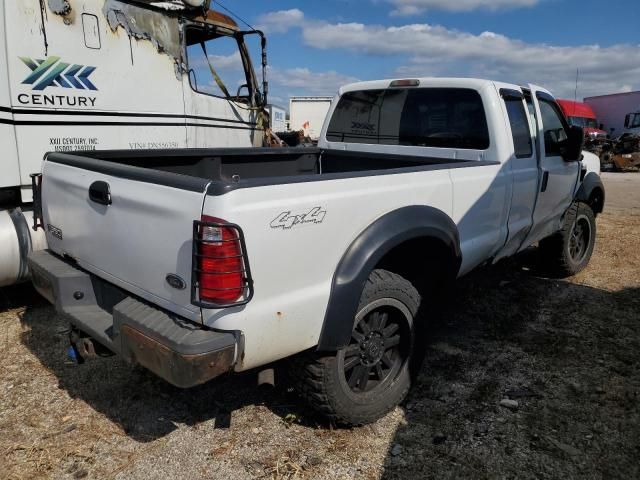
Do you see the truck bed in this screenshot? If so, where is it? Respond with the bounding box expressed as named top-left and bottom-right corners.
top-left (39, 146), bottom-right (497, 328)
top-left (48, 147), bottom-right (487, 195)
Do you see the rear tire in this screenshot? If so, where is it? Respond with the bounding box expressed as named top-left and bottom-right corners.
top-left (291, 269), bottom-right (420, 426)
top-left (539, 202), bottom-right (596, 277)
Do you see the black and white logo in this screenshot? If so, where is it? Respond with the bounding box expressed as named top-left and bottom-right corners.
top-left (166, 273), bottom-right (187, 290)
top-left (47, 223), bottom-right (63, 240)
top-left (270, 207), bottom-right (326, 230)
top-left (351, 121), bottom-right (375, 132)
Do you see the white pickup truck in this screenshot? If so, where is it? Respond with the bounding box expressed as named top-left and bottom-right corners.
top-left (29, 78), bottom-right (605, 426)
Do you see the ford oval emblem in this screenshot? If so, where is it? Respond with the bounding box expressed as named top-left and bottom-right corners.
top-left (166, 274), bottom-right (186, 290)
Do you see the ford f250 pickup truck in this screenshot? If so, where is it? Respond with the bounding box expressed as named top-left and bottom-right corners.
top-left (29, 78), bottom-right (605, 426)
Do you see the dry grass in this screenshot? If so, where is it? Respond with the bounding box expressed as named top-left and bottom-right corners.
top-left (1, 175), bottom-right (639, 479)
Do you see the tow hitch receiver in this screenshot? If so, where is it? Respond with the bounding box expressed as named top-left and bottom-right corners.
top-left (68, 327), bottom-right (113, 364)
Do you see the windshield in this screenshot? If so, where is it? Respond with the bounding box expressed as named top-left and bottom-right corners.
top-left (185, 28), bottom-right (250, 101)
top-left (568, 116), bottom-right (598, 129)
top-left (632, 114), bottom-right (640, 129)
top-left (567, 116), bottom-right (584, 127)
top-left (326, 88), bottom-right (490, 149)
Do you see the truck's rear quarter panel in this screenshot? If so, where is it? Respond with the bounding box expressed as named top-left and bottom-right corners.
top-left (202, 170), bottom-right (452, 370)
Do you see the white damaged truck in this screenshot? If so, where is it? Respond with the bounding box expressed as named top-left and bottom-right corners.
top-left (29, 78), bottom-right (605, 425)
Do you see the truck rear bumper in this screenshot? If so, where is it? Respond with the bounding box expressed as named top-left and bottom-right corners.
top-left (28, 249), bottom-right (237, 388)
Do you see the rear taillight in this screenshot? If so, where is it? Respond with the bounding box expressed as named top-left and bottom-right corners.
top-left (193, 215), bottom-right (252, 307)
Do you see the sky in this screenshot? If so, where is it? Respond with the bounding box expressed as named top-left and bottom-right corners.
top-left (204, 0), bottom-right (640, 107)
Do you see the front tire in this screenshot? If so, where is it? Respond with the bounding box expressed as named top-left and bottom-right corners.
top-left (292, 269), bottom-right (420, 426)
top-left (539, 202), bottom-right (596, 277)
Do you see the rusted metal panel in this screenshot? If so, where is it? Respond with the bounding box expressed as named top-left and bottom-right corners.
top-left (101, 1), bottom-right (240, 79)
top-left (120, 325), bottom-right (235, 388)
top-left (612, 152), bottom-right (640, 171)
top-left (103, 0), bottom-right (182, 61)
top-left (196, 10), bottom-right (239, 31)
top-left (587, 133), bottom-right (640, 171)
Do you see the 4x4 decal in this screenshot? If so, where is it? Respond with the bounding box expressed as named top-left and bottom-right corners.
top-left (20, 56), bottom-right (97, 91)
top-left (270, 207), bottom-right (327, 229)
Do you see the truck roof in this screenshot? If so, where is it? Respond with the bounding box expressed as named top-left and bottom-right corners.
top-left (122, 0), bottom-right (239, 30)
top-left (339, 77), bottom-right (553, 98)
top-left (557, 99), bottom-right (597, 119)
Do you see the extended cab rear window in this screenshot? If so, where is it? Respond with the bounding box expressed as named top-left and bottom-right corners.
top-left (504, 97), bottom-right (533, 158)
top-left (326, 88), bottom-right (490, 150)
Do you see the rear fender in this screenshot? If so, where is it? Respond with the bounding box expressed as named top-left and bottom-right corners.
top-left (316, 206), bottom-right (461, 351)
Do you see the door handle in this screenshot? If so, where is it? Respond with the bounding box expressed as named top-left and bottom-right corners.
top-left (89, 181), bottom-right (112, 205)
top-left (540, 171), bottom-right (549, 193)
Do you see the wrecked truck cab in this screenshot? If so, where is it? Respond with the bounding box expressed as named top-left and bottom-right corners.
top-left (101, 0), bottom-right (267, 106)
top-left (182, 19), bottom-right (267, 108)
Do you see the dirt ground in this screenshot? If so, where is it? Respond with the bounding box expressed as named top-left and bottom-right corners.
top-left (1, 173), bottom-right (639, 480)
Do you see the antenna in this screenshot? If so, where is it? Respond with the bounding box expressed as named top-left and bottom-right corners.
top-left (574, 68), bottom-right (579, 104)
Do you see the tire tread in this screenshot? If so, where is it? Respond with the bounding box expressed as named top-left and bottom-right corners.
top-left (539, 202), bottom-right (596, 277)
top-left (289, 269), bottom-right (419, 426)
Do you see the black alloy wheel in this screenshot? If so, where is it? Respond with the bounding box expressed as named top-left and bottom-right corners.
top-left (568, 213), bottom-right (592, 264)
top-left (339, 298), bottom-right (411, 396)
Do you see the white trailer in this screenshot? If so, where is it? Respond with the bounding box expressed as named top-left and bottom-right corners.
top-left (0, 0), bottom-right (270, 286)
top-left (584, 91), bottom-right (640, 137)
top-left (289, 96), bottom-right (333, 140)
top-left (267, 104), bottom-right (286, 132)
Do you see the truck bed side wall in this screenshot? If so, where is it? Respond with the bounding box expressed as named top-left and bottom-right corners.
top-left (201, 167), bottom-right (454, 371)
top-left (60, 148), bottom-right (466, 183)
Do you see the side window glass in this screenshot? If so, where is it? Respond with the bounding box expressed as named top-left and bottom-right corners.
top-left (185, 28), bottom-right (247, 100)
top-left (504, 98), bottom-right (532, 158)
top-left (539, 100), bottom-right (568, 156)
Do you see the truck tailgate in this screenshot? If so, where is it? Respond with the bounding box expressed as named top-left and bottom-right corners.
top-left (41, 154), bottom-right (209, 320)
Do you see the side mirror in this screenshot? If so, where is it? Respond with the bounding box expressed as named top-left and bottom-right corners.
top-left (561, 125), bottom-right (584, 162)
top-left (236, 84), bottom-right (250, 98)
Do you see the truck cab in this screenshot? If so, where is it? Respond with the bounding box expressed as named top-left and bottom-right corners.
top-left (624, 111), bottom-right (640, 135)
top-left (557, 99), bottom-right (608, 139)
top-left (0, 0), bottom-right (269, 286)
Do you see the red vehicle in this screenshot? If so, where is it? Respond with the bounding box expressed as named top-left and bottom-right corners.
top-left (557, 99), bottom-right (608, 139)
